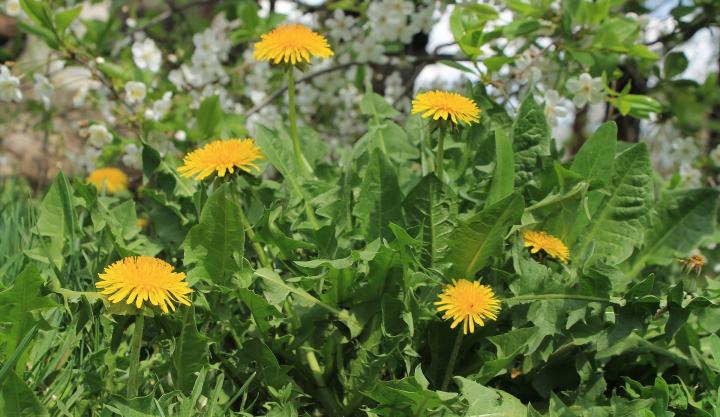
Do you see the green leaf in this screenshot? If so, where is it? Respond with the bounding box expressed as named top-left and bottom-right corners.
top-left (445, 193), bottom-right (524, 277)
top-left (55, 5), bottom-right (82, 33)
top-left (570, 122), bottom-right (617, 185)
top-left (196, 96), bottom-right (223, 140)
top-left (613, 94), bottom-right (662, 119)
top-left (487, 129), bottom-right (515, 204)
top-left (255, 125), bottom-right (302, 198)
top-left (34, 173), bottom-right (76, 268)
top-left (0, 266), bottom-right (57, 370)
top-left (353, 150), bottom-right (403, 240)
top-left (20, 0), bottom-right (54, 31)
top-left (665, 52), bottom-right (688, 79)
top-left (359, 92), bottom-right (399, 120)
top-left (512, 92), bottom-right (550, 186)
top-left (182, 183), bottom-right (244, 286)
top-left (403, 174), bottom-right (458, 266)
top-left (457, 377), bottom-right (527, 416)
top-left (573, 144), bottom-right (652, 264)
top-left (0, 372), bottom-right (49, 417)
top-left (172, 307), bottom-right (209, 394)
top-left (632, 188), bottom-right (719, 268)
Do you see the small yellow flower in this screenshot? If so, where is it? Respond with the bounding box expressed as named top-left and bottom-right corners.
top-left (136, 217), bottom-right (148, 228)
top-left (96, 256), bottom-right (192, 313)
top-left (411, 90), bottom-right (481, 125)
top-left (435, 279), bottom-right (501, 334)
top-left (522, 230), bottom-right (570, 264)
top-left (177, 138), bottom-right (264, 180)
top-left (86, 167), bottom-right (129, 194)
top-left (254, 24), bottom-right (334, 65)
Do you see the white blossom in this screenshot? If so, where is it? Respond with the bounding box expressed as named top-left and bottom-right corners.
top-left (566, 73), bottom-right (605, 108)
top-left (5, 0), bottom-right (20, 16)
top-left (0, 65), bottom-right (22, 102)
top-left (144, 91), bottom-right (173, 121)
top-left (672, 137), bottom-right (700, 164)
top-left (33, 73), bottom-right (54, 109)
top-left (124, 81), bottom-right (147, 104)
top-left (174, 130), bottom-right (187, 142)
top-left (679, 163), bottom-right (702, 187)
top-left (353, 35), bottom-right (388, 64)
top-left (326, 10), bottom-right (358, 42)
top-left (710, 146), bottom-right (720, 166)
top-left (132, 38), bottom-right (162, 73)
top-left (542, 90), bottom-right (570, 126)
top-left (88, 124), bottom-right (113, 148)
top-left (122, 143), bottom-right (142, 170)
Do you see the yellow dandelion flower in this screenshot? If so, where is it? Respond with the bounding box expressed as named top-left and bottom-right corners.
top-left (522, 230), bottom-right (570, 264)
top-left (411, 90), bottom-right (481, 125)
top-left (96, 256), bottom-right (192, 313)
top-left (86, 167), bottom-right (128, 194)
top-left (254, 24), bottom-right (334, 65)
top-left (177, 138), bottom-right (264, 180)
top-left (435, 279), bottom-right (501, 335)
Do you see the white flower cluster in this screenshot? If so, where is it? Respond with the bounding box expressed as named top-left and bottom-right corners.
top-left (366, 0), bottom-right (435, 43)
top-left (0, 65), bottom-right (22, 103)
top-left (66, 124), bottom-right (113, 172)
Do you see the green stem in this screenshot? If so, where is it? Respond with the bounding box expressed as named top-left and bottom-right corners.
top-left (504, 294), bottom-right (621, 305)
top-left (127, 314), bottom-right (144, 398)
top-left (238, 206), bottom-right (271, 269)
top-left (287, 69), bottom-right (310, 177)
top-left (435, 126), bottom-right (447, 180)
top-left (306, 350), bottom-right (340, 417)
top-left (441, 330), bottom-right (463, 391)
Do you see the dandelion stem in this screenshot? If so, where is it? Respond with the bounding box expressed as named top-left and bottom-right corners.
top-left (441, 330), bottom-right (463, 391)
top-left (238, 205), bottom-right (271, 269)
top-left (287, 69), bottom-right (311, 177)
top-left (127, 314), bottom-right (144, 398)
top-left (435, 125), bottom-right (447, 180)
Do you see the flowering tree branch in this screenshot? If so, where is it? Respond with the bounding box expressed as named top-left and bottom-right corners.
top-left (246, 54), bottom-right (470, 116)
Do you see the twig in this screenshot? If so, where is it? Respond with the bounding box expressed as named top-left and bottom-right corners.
top-left (246, 54), bottom-right (469, 115)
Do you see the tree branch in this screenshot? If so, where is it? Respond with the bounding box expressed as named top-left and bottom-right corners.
top-left (246, 54), bottom-right (469, 115)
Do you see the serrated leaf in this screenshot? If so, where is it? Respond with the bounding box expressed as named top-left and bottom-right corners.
top-left (182, 183), bottom-right (244, 286)
top-left (359, 92), bottom-right (399, 120)
top-left (353, 150), bottom-right (403, 240)
top-left (512, 92), bottom-right (550, 186)
top-left (172, 307), bottom-right (209, 394)
top-left (631, 188), bottom-right (718, 269)
top-left (403, 174), bottom-right (458, 266)
top-left (570, 121), bottom-right (617, 185)
top-left (487, 129), bottom-right (515, 204)
top-left (0, 372), bottom-right (49, 417)
top-left (197, 95), bottom-right (222, 140)
top-left (0, 266), bottom-right (57, 371)
top-left (574, 144), bottom-right (652, 264)
top-left (35, 173), bottom-right (76, 268)
top-left (457, 377), bottom-right (527, 417)
top-left (445, 193), bottom-right (524, 277)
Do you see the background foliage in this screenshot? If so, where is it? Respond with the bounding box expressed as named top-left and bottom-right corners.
top-left (1, 0), bottom-right (720, 416)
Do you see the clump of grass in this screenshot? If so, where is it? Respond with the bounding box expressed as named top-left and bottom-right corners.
top-left (0, 176), bottom-right (36, 286)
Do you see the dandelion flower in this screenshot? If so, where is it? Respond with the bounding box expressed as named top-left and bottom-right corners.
top-left (86, 167), bottom-right (129, 194)
top-left (254, 24), bottom-right (334, 65)
top-left (522, 230), bottom-right (569, 263)
top-left (412, 90), bottom-right (480, 125)
top-left (177, 138), bottom-right (264, 180)
top-left (679, 254), bottom-right (704, 275)
top-left (96, 256), bottom-right (192, 313)
top-left (435, 279), bottom-right (501, 334)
